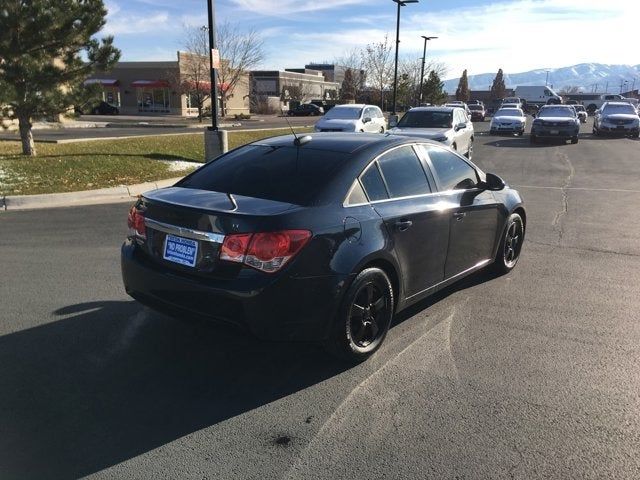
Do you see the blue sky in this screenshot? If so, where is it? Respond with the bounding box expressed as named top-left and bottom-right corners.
top-left (102, 0), bottom-right (639, 80)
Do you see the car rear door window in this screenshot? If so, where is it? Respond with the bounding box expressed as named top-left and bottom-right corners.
top-left (360, 164), bottom-right (389, 201)
top-left (427, 147), bottom-right (478, 191)
top-left (178, 144), bottom-right (349, 205)
top-left (377, 146), bottom-right (431, 198)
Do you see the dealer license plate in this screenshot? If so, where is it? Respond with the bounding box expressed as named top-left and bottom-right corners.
top-left (550, 129), bottom-right (559, 135)
top-left (163, 234), bottom-right (198, 267)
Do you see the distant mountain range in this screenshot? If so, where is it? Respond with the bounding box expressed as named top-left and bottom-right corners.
top-left (442, 63), bottom-right (640, 94)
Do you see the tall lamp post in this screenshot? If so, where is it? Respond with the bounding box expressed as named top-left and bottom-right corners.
top-left (391, 0), bottom-right (418, 117)
top-left (203, 0), bottom-right (227, 160)
top-left (418, 35), bottom-right (437, 104)
top-left (206, 0), bottom-right (219, 130)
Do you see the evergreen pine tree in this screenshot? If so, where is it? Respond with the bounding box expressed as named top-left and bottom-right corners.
top-left (490, 69), bottom-right (507, 101)
top-left (422, 71), bottom-right (447, 105)
top-left (341, 69), bottom-right (357, 101)
top-left (0, 0), bottom-right (120, 155)
top-left (455, 69), bottom-right (470, 102)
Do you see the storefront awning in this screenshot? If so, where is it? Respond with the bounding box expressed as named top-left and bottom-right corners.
top-left (131, 80), bottom-right (170, 88)
top-left (84, 79), bottom-right (119, 86)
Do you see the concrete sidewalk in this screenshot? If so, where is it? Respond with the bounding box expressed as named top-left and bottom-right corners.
top-left (1, 177), bottom-right (183, 211)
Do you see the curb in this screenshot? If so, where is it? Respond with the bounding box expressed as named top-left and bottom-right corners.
top-left (2, 177), bottom-right (183, 212)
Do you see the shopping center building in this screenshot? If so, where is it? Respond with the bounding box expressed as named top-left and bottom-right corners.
top-left (85, 52), bottom-right (250, 116)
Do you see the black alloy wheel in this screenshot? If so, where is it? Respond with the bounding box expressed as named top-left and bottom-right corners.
top-left (493, 213), bottom-right (524, 274)
top-left (325, 268), bottom-right (394, 362)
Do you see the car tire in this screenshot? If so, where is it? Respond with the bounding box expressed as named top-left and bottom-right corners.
top-left (492, 213), bottom-right (524, 275)
top-left (379, 126), bottom-right (385, 133)
top-left (324, 268), bottom-right (394, 362)
top-left (530, 134), bottom-right (536, 144)
top-left (593, 126), bottom-right (599, 136)
top-left (571, 136), bottom-right (579, 144)
top-left (465, 139), bottom-right (473, 160)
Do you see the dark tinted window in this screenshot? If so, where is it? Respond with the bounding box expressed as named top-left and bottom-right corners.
top-left (397, 110), bottom-right (453, 128)
top-left (428, 147), bottom-right (478, 191)
top-left (378, 146), bottom-right (431, 198)
top-left (360, 164), bottom-right (388, 201)
top-left (345, 180), bottom-right (367, 205)
top-left (178, 145), bottom-right (348, 205)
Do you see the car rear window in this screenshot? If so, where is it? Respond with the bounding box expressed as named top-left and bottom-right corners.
top-left (539, 107), bottom-right (574, 118)
top-left (178, 144), bottom-right (349, 205)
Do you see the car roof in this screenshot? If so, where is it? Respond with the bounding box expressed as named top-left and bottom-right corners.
top-left (251, 132), bottom-right (420, 154)
top-left (603, 101), bottom-right (636, 107)
top-left (410, 106), bottom-right (456, 112)
top-left (331, 104), bottom-right (370, 109)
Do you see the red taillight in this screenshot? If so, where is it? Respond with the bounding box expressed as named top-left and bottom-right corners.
top-left (220, 233), bottom-right (252, 262)
top-left (220, 230), bottom-right (311, 273)
top-left (127, 205), bottom-right (146, 239)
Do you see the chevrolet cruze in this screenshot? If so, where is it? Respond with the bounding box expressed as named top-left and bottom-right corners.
top-left (122, 133), bottom-right (525, 361)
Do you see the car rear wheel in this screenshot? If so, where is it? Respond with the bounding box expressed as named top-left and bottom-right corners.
top-left (571, 136), bottom-right (579, 144)
top-left (465, 139), bottom-right (473, 160)
top-left (324, 268), bottom-right (394, 362)
top-left (379, 126), bottom-right (385, 133)
top-left (493, 213), bottom-right (524, 274)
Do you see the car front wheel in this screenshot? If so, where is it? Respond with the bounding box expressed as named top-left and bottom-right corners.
top-left (324, 268), bottom-right (394, 362)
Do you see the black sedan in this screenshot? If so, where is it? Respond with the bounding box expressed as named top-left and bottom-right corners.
top-left (288, 103), bottom-right (324, 116)
top-left (122, 133), bottom-right (526, 361)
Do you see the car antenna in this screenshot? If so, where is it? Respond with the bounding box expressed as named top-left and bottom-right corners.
top-left (282, 108), bottom-right (312, 146)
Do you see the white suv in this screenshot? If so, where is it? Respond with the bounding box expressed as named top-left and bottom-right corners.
top-left (314, 104), bottom-right (386, 133)
top-left (388, 106), bottom-right (474, 159)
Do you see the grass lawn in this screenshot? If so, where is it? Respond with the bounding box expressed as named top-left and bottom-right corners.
top-left (0, 127), bottom-right (311, 196)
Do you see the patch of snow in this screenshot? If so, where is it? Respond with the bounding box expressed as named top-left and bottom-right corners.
top-left (164, 160), bottom-right (200, 172)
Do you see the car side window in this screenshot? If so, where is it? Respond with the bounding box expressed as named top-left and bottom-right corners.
top-left (345, 180), bottom-right (368, 205)
top-left (427, 147), bottom-right (478, 191)
top-left (364, 107), bottom-right (373, 119)
top-left (360, 164), bottom-right (389, 201)
top-left (377, 146), bottom-right (431, 198)
top-left (375, 107), bottom-right (383, 118)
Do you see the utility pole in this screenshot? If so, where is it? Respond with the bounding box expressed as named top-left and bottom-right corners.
top-left (391, 0), bottom-right (418, 118)
top-left (418, 35), bottom-right (437, 105)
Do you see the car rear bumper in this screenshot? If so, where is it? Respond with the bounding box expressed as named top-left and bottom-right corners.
top-left (531, 127), bottom-right (578, 138)
top-left (598, 125), bottom-right (639, 135)
top-left (121, 241), bottom-right (351, 341)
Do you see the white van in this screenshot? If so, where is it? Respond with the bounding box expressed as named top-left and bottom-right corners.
top-left (514, 86), bottom-right (562, 106)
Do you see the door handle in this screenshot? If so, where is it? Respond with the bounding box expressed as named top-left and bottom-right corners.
top-left (453, 212), bottom-right (466, 221)
top-left (395, 220), bottom-right (413, 231)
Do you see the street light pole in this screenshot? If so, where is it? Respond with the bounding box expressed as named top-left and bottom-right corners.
top-left (419, 35), bottom-right (437, 105)
top-left (206, 0), bottom-right (219, 131)
top-left (391, 0), bottom-right (418, 116)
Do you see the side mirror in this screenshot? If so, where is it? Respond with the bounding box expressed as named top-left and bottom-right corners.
top-left (455, 122), bottom-right (466, 131)
top-left (388, 115), bottom-right (398, 127)
top-left (363, 117), bottom-right (372, 124)
top-left (480, 172), bottom-right (506, 191)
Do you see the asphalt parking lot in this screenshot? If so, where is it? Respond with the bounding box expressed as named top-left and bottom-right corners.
top-left (1, 118), bottom-right (640, 479)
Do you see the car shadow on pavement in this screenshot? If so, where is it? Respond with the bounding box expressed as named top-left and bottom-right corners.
top-left (484, 137), bottom-right (574, 148)
top-left (0, 301), bottom-right (348, 480)
top-left (0, 268), bottom-right (502, 480)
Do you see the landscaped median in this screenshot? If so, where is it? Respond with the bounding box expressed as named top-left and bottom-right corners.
top-left (0, 127), bottom-right (312, 198)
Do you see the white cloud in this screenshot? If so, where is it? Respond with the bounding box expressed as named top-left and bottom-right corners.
top-left (260, 0), bottom-right (640, 79)
top-left (102, 8), bottom-right (171, 36)
top-left (230, 0), bottom-right (370, 15)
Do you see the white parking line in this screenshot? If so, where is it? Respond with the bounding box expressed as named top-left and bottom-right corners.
top-left (514, 185), bottom-right (640, 194)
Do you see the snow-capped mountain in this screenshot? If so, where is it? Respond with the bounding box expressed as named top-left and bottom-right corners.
top-left (442, 63), bottom-right (640, 93)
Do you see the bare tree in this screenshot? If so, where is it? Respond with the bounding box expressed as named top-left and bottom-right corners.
top-left (179, 27), bottom-right (210, 122)
top-left (216, 21), bottom-right (265, 117)
top-left (361, 35), bottom-right (393, 110)
top-left (180, 23), bottom-right (264, 118)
